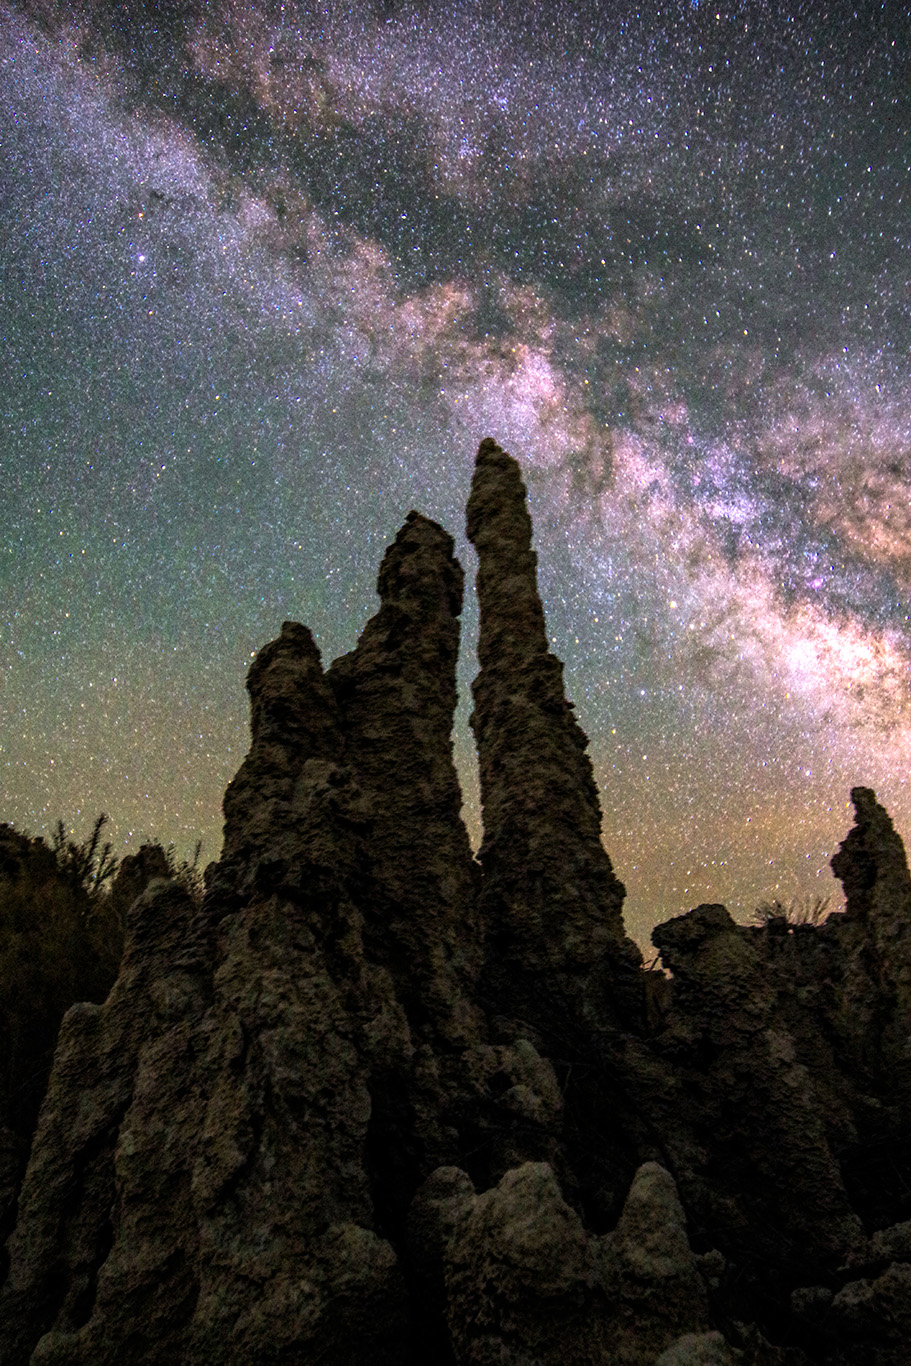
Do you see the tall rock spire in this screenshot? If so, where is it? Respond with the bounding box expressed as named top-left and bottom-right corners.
top-left (831, 786), bottom-right (911, 1080)
top-left (7, 443), bottom-right (911, 1361)
top-left (327, 510), bottom-right (482, 1044)
top-left (466, 437), bottom-right (642, 1040)
top-left (215, 620), bottom-right (348, 900)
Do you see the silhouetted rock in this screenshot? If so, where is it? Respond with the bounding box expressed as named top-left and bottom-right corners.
top-left (3, 442), bottom-right (911, 1363)
top-left (650, 904), bottom-right (863, 1272)
top-left (0, 503), bottom-right (516, 1362)
top-left (106, 843), bottom-right (171, 925)
top-left (0, 880), bottom-right (210, 1363)
top-left (467, 438), bottom-right (642, 1045)
top-left (215, 618), bottom-right (346, 899)
top-left (830, 787), bottom-right (911, 1075)
top-left (466, 437), bottom-right (651, 1240)
top-left (327, 510), bottom-right (482, 1047)
top-left (0, 823), bottom-right (131, 1285)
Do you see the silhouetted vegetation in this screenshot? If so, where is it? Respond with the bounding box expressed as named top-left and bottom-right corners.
top-left (751, 893), bottom-right (831, 927)
top-left (0, 817), bottom-right (204, 1151)
top-left (51, 811), bottom-right (118, 895)
top-left (164, 838), bottom-right (205, 906)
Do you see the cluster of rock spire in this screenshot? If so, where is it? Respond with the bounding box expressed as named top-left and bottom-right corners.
top-left (2, 440), bottom-right (911, 1364)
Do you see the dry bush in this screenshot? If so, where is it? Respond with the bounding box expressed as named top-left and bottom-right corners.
top-left (750, 894), bottom-right (831, 928)
top-left (164, 839), bottom-right (205, 906)
top-left (51, 812), bottom-right (118, 896)
top-left (0, 820), bottom-right (123, 1141)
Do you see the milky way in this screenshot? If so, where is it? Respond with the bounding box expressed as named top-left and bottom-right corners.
top-left (2, 0), bottom-right (910, 944)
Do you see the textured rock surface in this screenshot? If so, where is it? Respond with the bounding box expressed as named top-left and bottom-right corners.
top-left (3, 441), bottom-right (911, 1363)
top-left (467, 438), bottom-right (642, 1040)
top-left (830, 788), bottom-right (911, 1081)
top-left (652, 1333), bottom-right (740, 1366)
top-left (466, 437), bottom-right (650, 1237)
top-left (437, 1160), bottom-right (721, 1366)
top-left (0, 515), bottom-right (475, 1362)
top-left (106, 843), bottom-right (171, 926)
top-left (649, 904), bottom-right (864, 1272)
top-left (601, 1161), bottom-right (710, 1356)
top-left (0, 824), bottom-right (124, 1142)
top-left (326, 511), bottom-right (482, 1049)
top-left (0, 823), bottom-right (131, 1286)
top-left (443, 1160), bottom-right (606, 1364)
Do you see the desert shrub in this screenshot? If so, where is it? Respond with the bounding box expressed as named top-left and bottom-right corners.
top-left (751, 894), bottom-right (831, 928)
top-left (51, 812), bottom-right (118, 896)
top-left (0, 821), bottom-right (122, 1141)
top-left (0, 817), bottom-right (205, 1174)
top-left (164, 839), bottom-right (205, 906)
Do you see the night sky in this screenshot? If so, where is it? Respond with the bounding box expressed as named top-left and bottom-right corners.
top-left (2, 0), bottom-right (910, 946)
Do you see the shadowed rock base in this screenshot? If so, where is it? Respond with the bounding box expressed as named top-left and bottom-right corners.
top-left (2, 445), bottom-right (911, 1364)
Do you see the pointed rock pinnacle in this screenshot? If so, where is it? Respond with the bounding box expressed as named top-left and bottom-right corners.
top-left (466, 438), bottom-right (642, 1038)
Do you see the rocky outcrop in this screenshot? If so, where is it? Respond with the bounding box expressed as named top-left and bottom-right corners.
top-left (0, 824), bottom-right (131, 1287)
top-left (644, 786), bottom-right (911, 1361)
top-left (467, 438), bottom-right (642, 1044)
top-left (326, 511), bottom-right (483, 1048)
top-left (106, 843), bottom-right (171, 927)
top-left (829, 787), bottom-right (911, 1081)
top-left (213, 617), bottom-right (347, 898)
top-left (649, 904), bottom-right (863, 1273)
top-left (411, 1159), bottom-right (720, 1366)
top-left (0, 498), bottom-right (561, 1363)
top-left (0, 880), bottom-right (214, 1364)
top-left (3, 441), bottom-right (911, 1363)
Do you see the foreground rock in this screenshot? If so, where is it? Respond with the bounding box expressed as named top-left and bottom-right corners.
top-left (0, 823), bottom-right (138, 1287)
top-left (413, 1159), bottom-right (720, 1366)
top-left (2, 442), bottom-right (911, 1363)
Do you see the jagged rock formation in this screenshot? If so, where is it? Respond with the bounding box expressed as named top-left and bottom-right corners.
top-left (413, 1158), bottom-right (718, 1366)
top-left (644, 790), bottom-right (911, 1360)
top-left (466, 438), bottom-right (652, 1238)
top-left (2, 441), bottom-right (911, 1364)
top-left (0, 824), bottom-right (132, 1287)
top-left (648, 903), bottom-right (864, 1270)
top-left (467, 438), bottom-right (642, 1038)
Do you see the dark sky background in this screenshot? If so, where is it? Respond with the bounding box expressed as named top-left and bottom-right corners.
top-left (2, 0), bottom-right (910, 946)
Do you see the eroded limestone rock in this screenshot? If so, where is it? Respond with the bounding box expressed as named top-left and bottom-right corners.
top-left (653, 1333), bottom-right (740, 1366)
top-left (0, 512), bottom-right (484, 1363)
top-left (828, 1262), bottom-right (911, 1358)
top-left (466, 436), bottom-right (650, 1241)
top-left (466, 437), bottom-right (642, 1040)
top-left (438, 1160), bottom-right (726, 1366)
top-left (830, 787), bottom-right (911, 1081)
top-left (650, 904), bottom-right (864, 1271)
top-left (0, 880), bottom-right (212, 1363)
top-left (443, 1161), bottom-right (607, 1364)
top-left (327, 511), bottom-right (483, 1047)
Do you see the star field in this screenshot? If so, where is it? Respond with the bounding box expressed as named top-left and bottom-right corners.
top-left (2, 0), bottom-right (910, 945)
